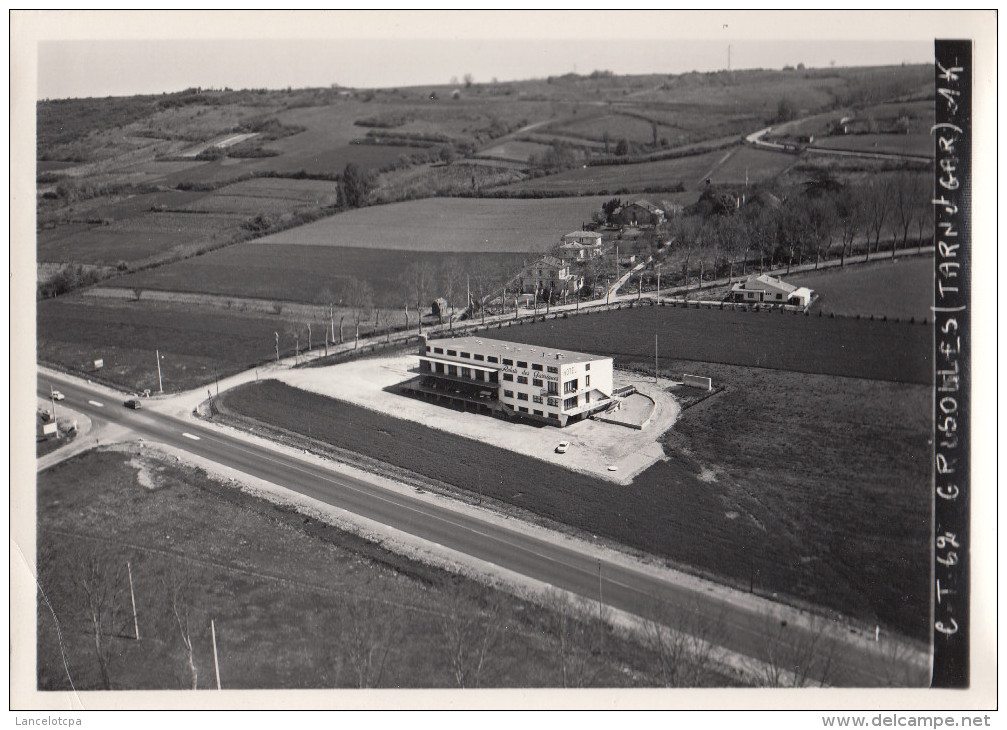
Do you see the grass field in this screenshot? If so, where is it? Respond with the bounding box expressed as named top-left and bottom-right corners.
top-left (484, 305), bottom-right (931, 384)
top-left (180, 178), bottom-right (339, 215)
top-left (216, 370), bottom-right (931, 641)
top-left (811, 133), bottom-right (932, 157)
top-left (488, 147), bottom-right (793, 195)
top-left (38, 448), bottom-right (682, 689)
top-left (102, 244), bottom-right (531, 308)
top-left (791, 257), bottom-right (933, 319)
top-left (37, 212), bottom-right (244, 266)
top-left (37, 297), bottom-right (335, 393)
top-left (475, 140), bottom-right (552, 163)
top-left (241, 196), bottom-right (613, 252)
top-left (551, 113), bottom-right (681, 145)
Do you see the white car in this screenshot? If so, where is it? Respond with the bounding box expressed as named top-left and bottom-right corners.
top-left (51, 390), bottom-right (65, 401)
top-left (555, 441), bottom-right (570, 454)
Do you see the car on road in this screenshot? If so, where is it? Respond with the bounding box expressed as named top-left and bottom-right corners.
top-left (123, 399), bottom-right (143, 410)
top-left (555, 441), bottom-right (570, 454)
top-left (51, 390), bottom-right (65, 401)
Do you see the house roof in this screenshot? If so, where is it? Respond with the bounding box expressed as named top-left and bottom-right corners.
top-left (563, 231), bottom-right (602, 240)
top-left (737, 274), bottom-right (797, 294)
top-left (534, 255), bottom-right (566, 268)
top-left (425, 335), bottom-right (607, 366)
top-left (628, 200), bottom-right (664, 215)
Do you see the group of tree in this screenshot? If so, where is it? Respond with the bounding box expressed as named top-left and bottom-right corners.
top-left (336, 162), bottom-right (375, 209)
top-left (658, 170), bottom-right (933, 288)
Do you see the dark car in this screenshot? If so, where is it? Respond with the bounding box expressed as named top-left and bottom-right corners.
top-left (123, 399), bottom-right (142, 410)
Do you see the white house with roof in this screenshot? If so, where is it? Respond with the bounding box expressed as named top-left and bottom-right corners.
top-left (558, 230), bottom-right (604, 260)
top-left (730, 274), bottom-right (814, 308)
top-left (516, 255), bottom-right (583, 297)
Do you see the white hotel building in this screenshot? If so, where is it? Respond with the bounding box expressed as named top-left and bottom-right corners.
top-left (410, 336), bottom-right (614, 427)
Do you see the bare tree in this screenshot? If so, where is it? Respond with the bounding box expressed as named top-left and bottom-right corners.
top-left (338, 598), bottom-right (395, 688)
top-left (438, 587), bottom-right (503, 688)
top-left (645, 597), bottom-right (727, 688)
top-left (750, 614), bottom-right (839, 688)
top-left (399, 261), bottom-right (436, 332)
top-left (803, 195), bottom-right (837, 269)
top-left (543, 590), bottom-right (607, 688)
top-left (167, 572), bottom-right (199, 690)
top-left (343, 278), bottom-right (374, 349)
top-left (834, 189), bottom-right (865, 267)
top-left (76, 553), bottom-right (124, 690)
top-left (862, 178), bottom-right (892, 260)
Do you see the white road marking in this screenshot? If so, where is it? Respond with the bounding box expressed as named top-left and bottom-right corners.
top-left (182, 433), bottom-right (201, 441)
top-left (87, 400), bottom-right (103, 407)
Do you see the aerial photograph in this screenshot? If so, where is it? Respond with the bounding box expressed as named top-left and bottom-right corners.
top-left (12, 9), bottom-right (992, 714)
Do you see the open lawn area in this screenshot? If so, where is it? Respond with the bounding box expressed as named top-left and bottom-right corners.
top-left (791, 257), bottom-right (933, 319)
top-left (101, 244), bottom-right (530, 308)
top-left (216, 366), bottom-right (931, 641)
top-left (484, 305), bottom-right (930, 384)
top-left (244, 196), bottom-right (612, 252)
top-left (37, 297), bottom-right (345, 393)
top-left (38, 448), bottom-right (679, 689)
top-left (37, 211), bottom-right (244, 267)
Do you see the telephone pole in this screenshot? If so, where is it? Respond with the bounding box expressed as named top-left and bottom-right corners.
top-left (156, 350), bottom-right (163, 393)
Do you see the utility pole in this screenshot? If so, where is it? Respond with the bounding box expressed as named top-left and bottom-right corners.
top-left (655, 333), bottom-right (659, 385)
top-left (655, 264), bottom-right (662, 304)
top-left (49, 385), bottom-right (57, 430)
top-left (211, 618), bottom-right (222, 689)
top-left (156, 350), bottom-right (163, 394)
top-left (274, 332), bottom-right (279, 363)
top-left (127, 561), bottom-right (139, 641)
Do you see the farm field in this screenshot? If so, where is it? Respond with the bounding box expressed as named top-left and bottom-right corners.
top-left (216, 369), bottom-right (931, 641)
top-left (242, 196), bottom-right (613, 252)
top-left (488, 147), bottom-right (795, 195)
top-left (791, 257), bottom-right (933, 319)
top-left (705, 146), bottom-right (799, 184)
top-left (38, 449), bottom-right (672, 690)
top-left (180, 178), bottom-right (339, 215)
top-left (483, 305), bottom-right (930, 384)
top-left (36, 297), bottom-right (345, 393)
top-left (811, 133), bottom-right (932, 157)
top-left (37, 211), bottom-right (244, 266)
top-left (550, 112), bottom-right (681, 145)
top-left (103, 244), bottom-right (531, 308)
top-left (475, 140), bottom-right (552, 163)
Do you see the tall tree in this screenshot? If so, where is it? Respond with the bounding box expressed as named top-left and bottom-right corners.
top-left (337, 163), bottom-right (374, 209)
top-left (834, 188), bottom-right (865, 267)
top-left (803, 194), bottom-right (838, 269)
top-left (343, 278), bottom-right (374, 348)
top-left (862, 178), bottom-right (893, 260)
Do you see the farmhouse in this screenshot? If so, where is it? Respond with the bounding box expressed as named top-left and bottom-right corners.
top-left (613, 200), bottom-right (665, 227)
top-left (730, 274), bottom-right (814, 307)
top-left (408, 336), bottom-right (613, 427)
top-left (558, 230), bottom-right (604, 260)
top-left (515, 255), bottom-right (583, 298)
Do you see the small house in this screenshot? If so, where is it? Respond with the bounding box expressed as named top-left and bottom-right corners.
top-left (730, 274), bottom-right (814, 307)
top-left (614, 200), bottom-right (665, 227)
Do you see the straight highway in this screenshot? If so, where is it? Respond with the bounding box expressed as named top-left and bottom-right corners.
top-left (36, 370), bottom-right (929, 687)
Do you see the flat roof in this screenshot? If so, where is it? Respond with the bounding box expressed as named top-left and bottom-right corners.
top-left (425, 336), bottom-right (608, 365)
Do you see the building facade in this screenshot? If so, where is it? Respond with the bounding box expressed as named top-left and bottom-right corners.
top-left (411, 336), bottom-right (613, 427)
top-left (730, 274), bottom-right (814, 307)
top-left (516, 255), bottom-right (583, 298)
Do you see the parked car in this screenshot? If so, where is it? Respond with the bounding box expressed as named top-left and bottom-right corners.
top-left (555, 441), bottom-right (570, 454)
top-left (123, 399), bottom-right (142, 410)
top-left (51, 390), bottom-right (65, 401)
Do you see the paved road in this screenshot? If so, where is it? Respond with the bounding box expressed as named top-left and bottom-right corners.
top-left (36, 370), bottom-right (929, 687)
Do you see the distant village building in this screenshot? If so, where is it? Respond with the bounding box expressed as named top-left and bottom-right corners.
top-left (516, 255), bottom-right (583, 297)
top-left (613, 200), bottom-right (665, 227)
top-left (730, 274), bottom-right (814, 308)
top-left (558, 230), bottom-right (604, 260)
top-left (408, 336), bottom-right (614, 427)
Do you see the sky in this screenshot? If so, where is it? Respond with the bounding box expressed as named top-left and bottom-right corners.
top-left (25, 10), bottom-right (942, 100)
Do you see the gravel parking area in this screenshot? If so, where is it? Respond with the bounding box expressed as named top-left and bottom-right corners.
top-left (276, 353), bottom-right (682, 484)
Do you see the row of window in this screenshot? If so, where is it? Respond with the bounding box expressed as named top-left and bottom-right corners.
top-left (425, 346), bottom-right (563, 373)
top-left (516, 405), bottom-right (559, 420)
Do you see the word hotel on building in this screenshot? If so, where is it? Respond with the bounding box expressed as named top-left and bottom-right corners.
top-left (414, 336), bottom-right (613, 427)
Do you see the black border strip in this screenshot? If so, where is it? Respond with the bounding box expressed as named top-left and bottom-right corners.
top-left (931, 39), bottom-right (972, 689)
